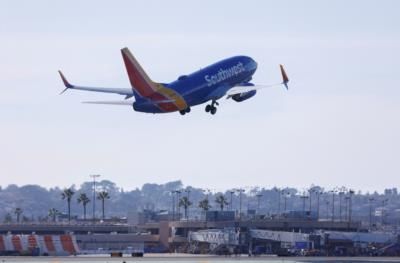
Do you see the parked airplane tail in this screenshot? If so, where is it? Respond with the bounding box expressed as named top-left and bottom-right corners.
top-left (121, 48), bottom-right (158, 99)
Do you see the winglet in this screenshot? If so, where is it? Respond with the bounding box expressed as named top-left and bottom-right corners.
top-left (58, 70), bottom-right (73, 94)
top-left (280, 64), bottom-right (289, 90)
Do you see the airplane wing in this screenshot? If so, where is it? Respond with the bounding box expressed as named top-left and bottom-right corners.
top-left (226, 64), bottom-right (289, 97)
top-left (58, 71), bottom-right (134, 97)
top-left (82, 100), bottom-right (134, 105)
top-left (82, 99), bottom-right (176, 106)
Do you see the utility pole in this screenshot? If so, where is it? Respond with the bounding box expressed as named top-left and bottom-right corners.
top-left (90, 174), bottom-right (100, 224)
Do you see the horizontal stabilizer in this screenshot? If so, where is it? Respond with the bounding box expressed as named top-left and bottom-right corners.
top-left (82, 100), bottom-right (134, 106)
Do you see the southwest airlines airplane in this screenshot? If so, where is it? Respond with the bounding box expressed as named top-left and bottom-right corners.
top-left (59, 47), bottom-right (289, 115)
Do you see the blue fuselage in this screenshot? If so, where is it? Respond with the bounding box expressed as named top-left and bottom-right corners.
top-left (134, 56), bottom-right (257, 113)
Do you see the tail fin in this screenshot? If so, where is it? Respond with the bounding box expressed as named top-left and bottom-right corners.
top-left (121, 48), bottom-right (156, 98)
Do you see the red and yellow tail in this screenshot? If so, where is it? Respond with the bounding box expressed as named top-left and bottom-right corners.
top-left (121, 47), bottom-right (187, 112)
top-left (121, 47), bottom-right (157, 97)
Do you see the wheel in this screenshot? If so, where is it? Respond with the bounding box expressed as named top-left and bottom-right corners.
top-left (205, 105), bottom-right (211, 112)
top-left (185, 107), bottom-right (191, 113)
top-left (179, 110), bottom-right (186, 115)
top-left (210, 107), bottom-right (217, 115)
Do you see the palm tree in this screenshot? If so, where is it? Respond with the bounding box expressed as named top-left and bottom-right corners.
top-left (61, 188), bottom-right (75, 222)
top-left (198, 198), bottom-right (211, 212)
top-left (178, 196), bottom-right (192, 219)
top-left (48, 208), bottom-right (59, 222)
top-left (77, 193), bottom-right (90, 220)
top-left (215, 194), bottom-right (229, 211)
top-left (14, 208), bottom-right (23, 223)
top-left (97, 190), bottom-right (110, 220)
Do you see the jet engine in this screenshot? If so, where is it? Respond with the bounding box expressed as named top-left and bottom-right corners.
top-left (231, 90), bottom-right (257, 102)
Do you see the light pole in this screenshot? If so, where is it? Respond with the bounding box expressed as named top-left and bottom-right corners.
top-left (201, 189), bottom-right (211, 222)
top-left (308, 188), bottom-right (314, 212)
top-left (256, 194), bottom-right (263, 215)
top-left (381, 198), bottom-right (388, 226)
top-left (325, 200), bottom-right (330, 219)
top-left (171, 191), bottom-right (176, 221)
top-left (300, 194), bottom-right (308, 213)
top-left (339, 191), bottom-right (344, 222)
top-left (185, 189), bottom-right (191, 220)
top-left (176, 190), bottom-right (181, 220)
top-left (369, 198), bottom-right (374, 229)
top-left (90, 174), bottom-right (100, 223)
top-left (274, 188), bottom-right (281, 216)
top-left (348, 190), bottom-right (354, 223)
top-left (316, 191), bottom-right (322, 220)
top-left (330, 190), bottom-right (337, 222)
top-left (283, 192), bottom-right (289, 212)
top-left (345, 196), bottom-right (350, 222)
top-left (229, 190), bottom-right (235, 211)
top-left (237, 189), bottom-right (245, 220)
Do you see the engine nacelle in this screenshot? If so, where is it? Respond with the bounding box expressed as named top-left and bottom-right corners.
top-left (231, 90), bottom-right (257, 102)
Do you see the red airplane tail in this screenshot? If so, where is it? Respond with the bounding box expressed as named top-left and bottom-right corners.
top-left (121, 47), bottom-right (157, 98)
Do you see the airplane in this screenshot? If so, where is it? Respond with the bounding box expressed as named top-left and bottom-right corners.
top-left (58, 47), bottom-right (289, 115)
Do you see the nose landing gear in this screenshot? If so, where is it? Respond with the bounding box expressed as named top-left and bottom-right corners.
top-left (205, 100), bottom-right (218, 115)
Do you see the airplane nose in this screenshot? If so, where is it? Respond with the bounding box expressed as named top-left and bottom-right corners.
top-left (247, 57), bottom-right (257, 71)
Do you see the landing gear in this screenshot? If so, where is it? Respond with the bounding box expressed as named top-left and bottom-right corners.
top-left (205, 100), bottom-right (218, 115)
top-left (179, 107), bottom-right (191, 115)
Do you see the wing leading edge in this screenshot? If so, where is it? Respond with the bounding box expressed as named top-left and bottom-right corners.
top-left (58, 71), bottom-right (134, 97)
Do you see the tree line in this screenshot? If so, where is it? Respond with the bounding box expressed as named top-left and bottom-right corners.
top-left (0, 180), bottom-right (399, 225)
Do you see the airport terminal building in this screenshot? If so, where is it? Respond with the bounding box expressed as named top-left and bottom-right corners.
top-left (1, 209), bottom-right (398, 256)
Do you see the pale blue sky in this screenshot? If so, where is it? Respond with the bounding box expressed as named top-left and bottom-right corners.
top-left (0, 0), bottom-right (399, 192)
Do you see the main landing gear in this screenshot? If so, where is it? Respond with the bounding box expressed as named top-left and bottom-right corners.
top-left (205, 100), bottom-right (218, 115)
top-left (179, 107), bottom-right (191, 115)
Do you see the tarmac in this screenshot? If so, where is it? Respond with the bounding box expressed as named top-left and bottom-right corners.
top-left (0, 254), bottom-right (399, 263)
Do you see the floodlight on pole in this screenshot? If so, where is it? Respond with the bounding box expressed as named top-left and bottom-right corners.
top-left (185, 189), bottom-right (191, 220)
top-left (237, 188), bottom-right (245, 220)
top-left (229, 190), bottom-right (235, 211)
top-left (256, 194), bottom-right (263, 214)
top-left (369, 197), bottom-right (374, 229)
